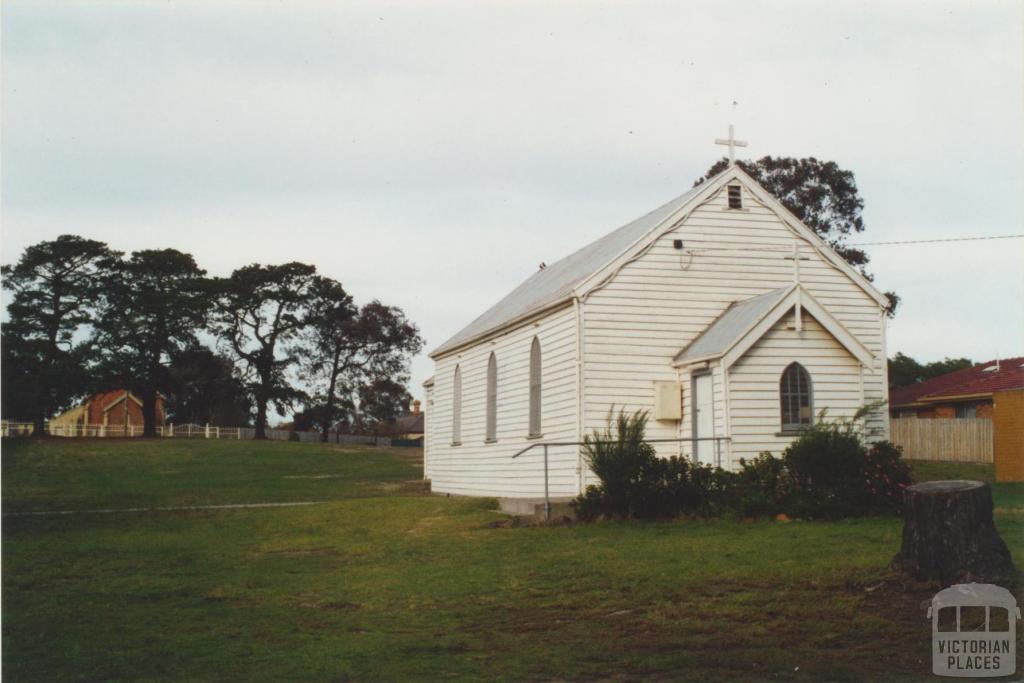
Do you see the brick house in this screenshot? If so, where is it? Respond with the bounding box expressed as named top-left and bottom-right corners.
top-left (49, 390), bottom-right (166, 434)
top-left (889, 357), bottom-right (1024, 419)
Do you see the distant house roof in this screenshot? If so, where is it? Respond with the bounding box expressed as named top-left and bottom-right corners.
top-left (392, 413), bottom-right (424, 434)
top-left (674, 287), bottom-right (791, 363)
top-left (96, 390), bottom-right (142, 411)
top-left (431, 182), bottom-right (708, 356)
top-left (890, 357), bottom-right (1024, 407)
top-left (49, 389), bottom-right (165, 425)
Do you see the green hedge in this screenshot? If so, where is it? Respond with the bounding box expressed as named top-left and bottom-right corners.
top-left (572, 408), bottom-right (912, 521)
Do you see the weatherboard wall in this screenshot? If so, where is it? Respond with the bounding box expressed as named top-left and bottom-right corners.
top-left (580, 180), bottom-right (888, 468)
top-left (422, 381), bottom-right (434, 478)
top-left (426, 305), bottom-right (580, 498)
top-left (727, 310), bottom-right (863, 462)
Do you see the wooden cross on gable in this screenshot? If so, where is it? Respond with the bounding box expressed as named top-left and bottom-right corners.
top-left (715, 124), bottom-right (748, 164)
top-left (784, 242), bottom-right (811, 332)
top-left (784, 242), bottom-right (810, 284)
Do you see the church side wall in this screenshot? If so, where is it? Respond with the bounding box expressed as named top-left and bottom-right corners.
top-left (422, 382), bottom-right (434, 480)
top-left (427, 304), bottom-right (580, 498)
top-left (582, 181), bottom-right (888, 468)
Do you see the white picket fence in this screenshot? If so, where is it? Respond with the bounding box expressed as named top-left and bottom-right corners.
top-left (890, 417), bottom-right (993, 463)
top-left (0, 420), bottom-right (388, 446)
top-left (1, 422), bottom-right (36, 438)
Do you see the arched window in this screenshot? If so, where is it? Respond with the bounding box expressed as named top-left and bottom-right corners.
top-left (485, 352), bottom-right (498, 442)
top-left (528, 337), bottom-right (542, 437)
top-left (451, 365), bottom-right (462, 445)
top-left (780, 362), bottom-right (812, 432)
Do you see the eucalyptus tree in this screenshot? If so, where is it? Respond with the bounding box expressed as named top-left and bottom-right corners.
top-left (213, 262), bottom-right (319, 439)
top-left (92, 249), bottom-right (211, 436)
top-left (1, 235), bottom-right (118, 434)
top-left (358, 377), bottom-right (415, 433)
top-left (299, 278), bottom-right (424, 442)
top-left (165, 347), bottom-right (252, 427)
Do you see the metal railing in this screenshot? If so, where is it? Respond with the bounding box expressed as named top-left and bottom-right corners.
top-left (512, 436), bottom-right (731, 521)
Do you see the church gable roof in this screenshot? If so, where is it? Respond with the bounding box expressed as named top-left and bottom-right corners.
top-left (673, 287), bottom-right (792, 364)
top-left (673, 285), bottom-right (875, 369)
top-left (431, 182), bottom-right (708, 357)
top-left (431, 163), bottom-right (889, 358)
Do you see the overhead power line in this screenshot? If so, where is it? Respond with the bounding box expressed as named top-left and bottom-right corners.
top-left (849, 234), bottom-right (1024, 247)
top-left (681, 233), bottom-right (1024, 255)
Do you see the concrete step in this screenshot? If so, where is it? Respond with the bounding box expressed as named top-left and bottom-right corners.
top-left (498, 497), bottom-right (575, 520)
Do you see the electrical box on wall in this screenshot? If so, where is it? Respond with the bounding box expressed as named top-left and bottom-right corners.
top-left (653, 381), bottom-right (682, 420)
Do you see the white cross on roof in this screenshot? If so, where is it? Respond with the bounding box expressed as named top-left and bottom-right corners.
top-left (715, 124), bottom-right (748, 164)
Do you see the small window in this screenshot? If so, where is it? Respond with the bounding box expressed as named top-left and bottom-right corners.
top-left (528, 337), bottom-right (542, 436)
top-left (451, 365), bottom-right (462, 445)
top-left (727, 184), bottom-right (742, 209)
top-left (954, 403), bottom-right (977, 419)
top-left (780, 362), bottom-right (812, 431)
top-left (485, 353), bottom-right (497, 442)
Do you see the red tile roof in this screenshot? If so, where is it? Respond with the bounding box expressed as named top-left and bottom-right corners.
top-left (890, 357), bottom-right (1024, 407)
top-left (93, 390), bottom-right (129, 410)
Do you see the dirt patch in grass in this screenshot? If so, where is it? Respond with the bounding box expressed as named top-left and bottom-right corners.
top-left (262, 547), bottom-right (339, 557)
top-left (378, 480), bottom-right (431, 494)
top-left (289, 598), bottom-right (360, 612)
top-left (281, 474), bottom-right (346, 480)
top-left (453, 570), bottom-right (1019, 681)
top-left (483, 515), bottom-right (575, 528)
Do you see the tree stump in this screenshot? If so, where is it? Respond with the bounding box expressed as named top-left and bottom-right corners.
top-left (892, 480), bottom-right (1015, 585)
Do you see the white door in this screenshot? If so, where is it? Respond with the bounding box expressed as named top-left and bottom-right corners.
top-left (692, 373), bottom-right (714, 465)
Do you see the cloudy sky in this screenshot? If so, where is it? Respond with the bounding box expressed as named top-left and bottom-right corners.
top-left (3, 0), bottom-right (1022, 407)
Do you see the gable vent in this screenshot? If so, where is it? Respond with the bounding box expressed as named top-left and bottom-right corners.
top-left (727, 184), bottom-right (742, 209)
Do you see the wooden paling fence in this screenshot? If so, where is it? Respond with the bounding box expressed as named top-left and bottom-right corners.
top-left (890, 418), bottom-right (993, 463)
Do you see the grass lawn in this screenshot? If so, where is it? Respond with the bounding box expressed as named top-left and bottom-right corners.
top-left (3, 439), bottom-right (1022, 682)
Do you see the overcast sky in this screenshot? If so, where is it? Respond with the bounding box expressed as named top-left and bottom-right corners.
top-left (3, 0), bottom-right (1022, 408)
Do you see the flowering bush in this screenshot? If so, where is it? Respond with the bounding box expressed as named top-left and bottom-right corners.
top-left (780, 412), bottom-right (913, 519)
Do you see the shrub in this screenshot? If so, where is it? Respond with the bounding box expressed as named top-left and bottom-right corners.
top-left (862, 440), bottom-right (913, 514)
top-left (573, 409), bottom-right (717, 521)
top-left (576, 409), bottom-right (657, 519)
top-left (782, 420), bottom-right (868, 519)
top-left (572, 484), bottom-right (614, 521)
top-left (572, 404), bottom-right (913, 523)
top-left (780, 409), bottom-right (914, 519)
top-left (730, 452), bottom-right (790, 518)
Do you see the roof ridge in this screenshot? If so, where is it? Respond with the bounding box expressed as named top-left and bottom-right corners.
top-left (891, 356), bottom-right (1024, 406)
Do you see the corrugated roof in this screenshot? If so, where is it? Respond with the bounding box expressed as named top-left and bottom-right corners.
top-left (431, 182), bottom-right (708, 356)
top-left (890, 356), bottom-right (1024, 406)
top-left (673, 287), bottom-right (792, 363)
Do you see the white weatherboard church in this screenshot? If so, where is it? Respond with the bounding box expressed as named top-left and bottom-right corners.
top-left (423, 132), bottom-right (890, 500)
